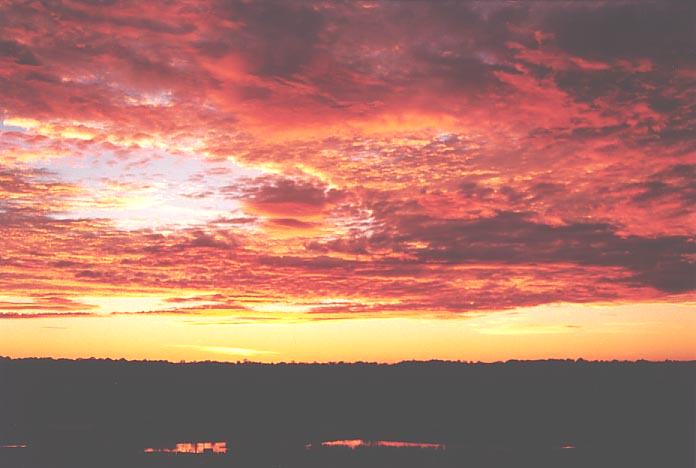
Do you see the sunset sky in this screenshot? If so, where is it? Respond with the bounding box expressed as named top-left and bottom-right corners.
top-left (1, 0), bottom-right (694, 362)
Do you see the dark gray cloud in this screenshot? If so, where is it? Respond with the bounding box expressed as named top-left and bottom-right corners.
top-left (321, 209), bottom-right (696, 293)
top-left (545, 1), bottom-right (695, 64)
top-left (0, 39), bottom-right (40, 66)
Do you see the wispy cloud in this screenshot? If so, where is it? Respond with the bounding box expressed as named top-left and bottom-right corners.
top-left (476, 324), bottom-right (581, 336)
top-left (172, 345), bottom-right (279, 358)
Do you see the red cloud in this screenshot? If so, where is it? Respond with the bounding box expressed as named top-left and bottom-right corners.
top-left (0, 0), bottom-right (692, 325)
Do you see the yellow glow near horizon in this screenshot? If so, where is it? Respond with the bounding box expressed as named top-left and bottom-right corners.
top-left (1, 302), bottom-right (694, 363)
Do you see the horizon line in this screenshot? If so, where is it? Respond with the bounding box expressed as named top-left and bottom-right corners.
top-left (2, 356), bottom-right (694, 366)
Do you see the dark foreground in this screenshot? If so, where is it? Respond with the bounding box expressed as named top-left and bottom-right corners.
top-left (0, 358), bottom-right (694, 467)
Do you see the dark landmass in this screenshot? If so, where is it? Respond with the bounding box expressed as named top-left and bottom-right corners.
top-left (0, 357), bottom-right (694, 467)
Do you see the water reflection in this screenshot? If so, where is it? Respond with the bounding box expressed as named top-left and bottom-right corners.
top-left (307, 439), bottom-right (446, 450)
top-left (143, 441), bottom-right (227, 454)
